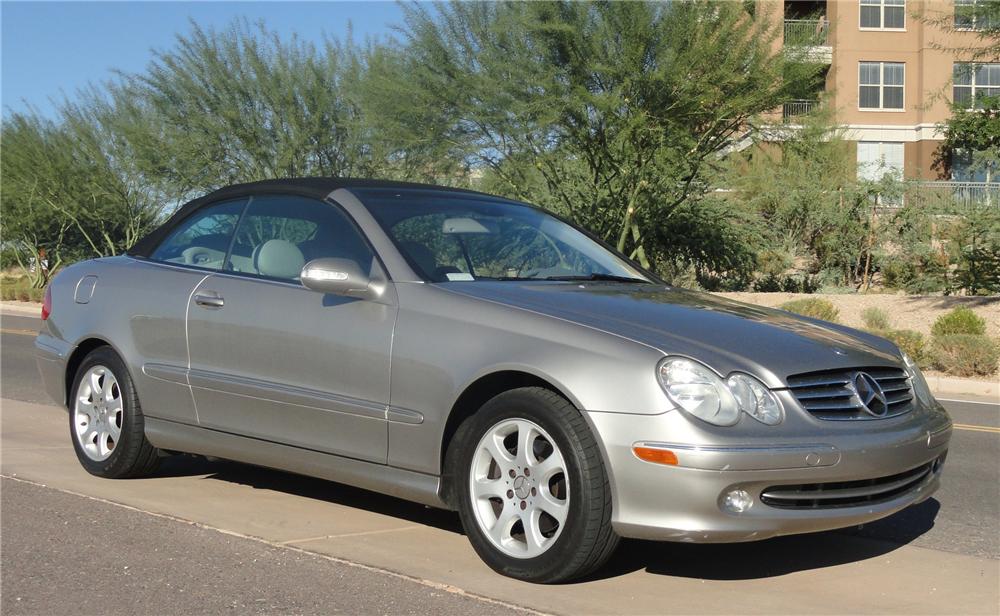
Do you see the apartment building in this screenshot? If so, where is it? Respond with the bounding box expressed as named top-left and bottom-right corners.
top-left (763, 0), bottom-right (997, 183)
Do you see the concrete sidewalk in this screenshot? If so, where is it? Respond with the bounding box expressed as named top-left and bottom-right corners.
top-left (0, 301), bottom-right (41, 317)
top-left (2, 398), bottom-right (997, 615)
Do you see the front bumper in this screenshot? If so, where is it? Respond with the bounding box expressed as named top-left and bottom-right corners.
top-left (585, 402), bottom-right (952, 542)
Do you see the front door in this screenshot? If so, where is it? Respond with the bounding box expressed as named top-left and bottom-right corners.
top-left (186, 194), bottom-right (395, 463)
top-left (136, 197), bottom-right (249, 424)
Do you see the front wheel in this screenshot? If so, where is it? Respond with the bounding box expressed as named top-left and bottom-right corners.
top-left (69, 346), bottom-right (159, 478)
top-left (451, 387), bottom-right (619, 583)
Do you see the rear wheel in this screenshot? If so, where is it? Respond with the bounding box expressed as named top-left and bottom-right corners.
top-left (69, 347), bottom-right (159, 478)
top-left (451, 387), bottom-right (618, 582)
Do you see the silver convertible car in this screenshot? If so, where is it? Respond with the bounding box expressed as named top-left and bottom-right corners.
top-left (36, 178), bottom-right (952, 582)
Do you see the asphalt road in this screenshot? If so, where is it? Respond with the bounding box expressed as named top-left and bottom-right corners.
top-left (2, 311), bottom-right (998, 614)
top-left (1, 478), bottom-right (520, 616)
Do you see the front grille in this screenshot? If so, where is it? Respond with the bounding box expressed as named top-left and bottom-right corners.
top-left (786, 367), bottom-right (914, 420)
top-left (760, 461), bottom-right (936, 509)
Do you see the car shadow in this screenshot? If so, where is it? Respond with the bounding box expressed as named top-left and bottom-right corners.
top-left (153, 454), bottom-right (940, 582)
top-left (154, 453), bottom-right (465, 534)
top-left (584, 498), bottom-right (940, 582)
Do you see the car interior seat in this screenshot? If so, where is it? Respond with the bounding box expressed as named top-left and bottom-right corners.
top-left (254, 239), bottom-right (306, 279)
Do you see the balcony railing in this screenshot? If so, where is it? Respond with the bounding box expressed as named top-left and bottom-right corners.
top-left (916, 181), bottom-right (1000, 208)
top-left (784, 19), bottom-right (830, 46)
top-left (782, 99), bottom-right (818, 121)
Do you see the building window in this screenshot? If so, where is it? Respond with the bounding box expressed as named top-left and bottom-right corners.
top-left (859, 62), bottom-right (905, 110)
top-left (860, 0), bottom-right (905, 29)
top-left (954, 63), bottom-right (1000, 108)
top-left (955, 0), bottom-right (999, 31)
top-left (952, 149), bottom-right (997, 183)
top-left (858, 142), bottom-right (904, 181)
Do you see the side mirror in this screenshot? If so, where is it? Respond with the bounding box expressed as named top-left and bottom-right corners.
top-left (300, 258), bottom-right (376, 298)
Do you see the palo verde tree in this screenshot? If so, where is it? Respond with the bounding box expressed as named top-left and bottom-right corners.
top-left (0, 114), bottom-right (76, 286)
top-left (118, 20), bottom-right (385, 198)
top-left (366, 1), bottom-right (825, 270)
top-left (926, 0), bottom-right (1000, 63)
top-left (1, 103), bottom-right (163, 287)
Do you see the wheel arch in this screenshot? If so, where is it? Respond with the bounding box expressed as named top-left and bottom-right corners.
top-left (438, 369), bottom-right (583, 508)
top-left (64, 337), bottom-right (118, 407)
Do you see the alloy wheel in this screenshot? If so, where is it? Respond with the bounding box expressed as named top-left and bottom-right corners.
top-left (73, 365), bottom-right (123, 462)
top-left (468, 418), bottom-right (569, 558)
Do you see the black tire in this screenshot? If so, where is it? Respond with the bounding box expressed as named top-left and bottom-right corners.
top-left (449, 387), bottom-right (619, 583)
top-left (68, 346), bottom-right (159, 478)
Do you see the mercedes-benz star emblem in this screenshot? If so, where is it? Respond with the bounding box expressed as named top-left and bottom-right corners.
top-left (851, 372), bottom-right (888, 417)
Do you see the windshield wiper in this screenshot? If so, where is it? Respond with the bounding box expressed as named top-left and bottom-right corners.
top-left (542, 273), bottom-right (650, 283)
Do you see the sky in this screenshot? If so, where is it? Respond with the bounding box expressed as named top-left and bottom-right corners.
top-left (1, 1), bottom-right (406, 118)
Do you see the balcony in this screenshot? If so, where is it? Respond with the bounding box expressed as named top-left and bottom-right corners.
top-left (783, 18), bottom-right (832, 64)
top-left (782, 99), bottom-right (818, 121)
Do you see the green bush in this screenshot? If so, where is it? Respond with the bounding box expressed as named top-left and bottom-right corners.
top-left (930, 334), bottom-right (1000, 377)
top-left (861, 307), bottom-right (891, 331)
top-left (779, 298), bottom-right (840, 323)
top-left (931, 307), bottom-right (987, 337)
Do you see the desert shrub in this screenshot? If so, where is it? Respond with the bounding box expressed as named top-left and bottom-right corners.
top-left (752, 273), bottom-right (782, 292)
top-left (0, 276), bottom-right (44, 302)
top-left (695, 271), bottom-right (752, 292)
top-left (861, 307), bottom-right (892, 331)
top-left (931, 307), bottom-right (987, 337)
top-left (885, 329), bottom-right (927, 366)
top-left (752, 274), bottom-right (819, 293)
top-left (783, 275), bottom-right (820, 294)
top-left (779, 298), bottom-right (840, 323)
top-left (929, 334), bottom-right (1000, 377)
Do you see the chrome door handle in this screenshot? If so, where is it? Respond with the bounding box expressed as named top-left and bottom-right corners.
top-left (193, 293), bottom-right (224, 309)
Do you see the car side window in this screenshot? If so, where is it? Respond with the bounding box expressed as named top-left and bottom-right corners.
top-left (226, 195), bottom-right (374, 281)
top-left (149, 199), bottom-right (247, 270)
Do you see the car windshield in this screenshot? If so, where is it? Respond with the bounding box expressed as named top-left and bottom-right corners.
top-left (355, 189), bottom-right (650, 283)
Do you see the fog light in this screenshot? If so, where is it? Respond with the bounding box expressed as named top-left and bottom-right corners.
top-left (722, 489), bottom-right (753, 514)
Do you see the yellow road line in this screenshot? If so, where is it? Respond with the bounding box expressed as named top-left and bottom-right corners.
top-left (953, 423), bottom-right (1000, 434)
top-left (0, 328), bottom-right (36, 336)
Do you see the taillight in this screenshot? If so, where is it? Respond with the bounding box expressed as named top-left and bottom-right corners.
top-left (41, 286), bottom-right (52, 321)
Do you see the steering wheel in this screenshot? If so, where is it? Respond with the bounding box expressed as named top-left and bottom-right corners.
top-left (182, 246), bottom-right (222, 266)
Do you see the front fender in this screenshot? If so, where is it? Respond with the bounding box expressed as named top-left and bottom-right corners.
top-left (386, 282), bottom-right (671, 475)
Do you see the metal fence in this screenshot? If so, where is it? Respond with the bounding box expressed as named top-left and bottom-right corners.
top-left (783, 19), bottom-right (830, 46)
top-left (916, 181), bottom-right (1000, 208)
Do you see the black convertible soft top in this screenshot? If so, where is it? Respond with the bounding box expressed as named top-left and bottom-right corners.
top-left (127, 177), bottom-right (488, 258)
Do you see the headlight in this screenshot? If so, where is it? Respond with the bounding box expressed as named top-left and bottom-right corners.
top-left (657, 358), bottom-right (784, 427)
top-left (901, 351), bottom-right (933, 405)
top-left (657, 358), bottom-right (740, 426)
top-left (726, 373), bottom-right (784, 425)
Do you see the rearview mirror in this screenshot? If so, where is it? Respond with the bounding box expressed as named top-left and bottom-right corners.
top-left (300, 258), bottom-right (375, 298)
top-left (442, 217), bottom-right (491, 234)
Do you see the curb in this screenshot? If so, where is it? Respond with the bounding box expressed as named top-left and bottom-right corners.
top-left (926, 374), bottom-right (999, 401)
top-left (1, 301), bottom-right (42, 317)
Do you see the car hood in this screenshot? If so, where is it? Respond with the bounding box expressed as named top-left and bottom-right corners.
top-left (440, 282), bottom-right (902, 388)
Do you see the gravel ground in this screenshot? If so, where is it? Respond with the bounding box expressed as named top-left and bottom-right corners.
top-left (716, 292), bottom-right (1000, 339)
